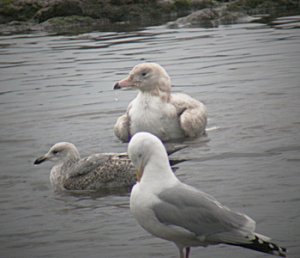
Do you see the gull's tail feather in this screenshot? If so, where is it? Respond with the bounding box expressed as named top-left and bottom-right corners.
top-left (230, 234), bottom-right (287, 257)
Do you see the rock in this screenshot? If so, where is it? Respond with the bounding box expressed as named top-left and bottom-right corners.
top-left (0, 0), bottom-right (43, 23)
top-left (168, 8), bottom-right (220, 28)
top-left (0, 0), bottom-right (299, 35)
top-left (34, 0), bottom-right (83, 22)
top-left (0, 20), bottom-right (36, 35)
top-left (41, 15), bottom-right (110, 34)
top-left (167, 3), bottom-right (262, 29)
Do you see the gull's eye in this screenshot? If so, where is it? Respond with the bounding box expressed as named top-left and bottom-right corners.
top-left (52, 150), bottom-right (59, 155)
top-left (141, 72), bottom-right (147, 77)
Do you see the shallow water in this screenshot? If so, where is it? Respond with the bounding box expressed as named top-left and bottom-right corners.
top-left (0, 16), bottom-right (300, 258)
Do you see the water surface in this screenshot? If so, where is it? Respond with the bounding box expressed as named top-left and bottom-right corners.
top-left (0, 17), bottom-right (300, 257)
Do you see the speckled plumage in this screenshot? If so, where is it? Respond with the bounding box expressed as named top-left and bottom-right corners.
top-left (34, 142), bottom-right (184, 192)
top-left (62, 154), bottom-right (135, 191)
top-left (34, 142), bottom-right (136, 191)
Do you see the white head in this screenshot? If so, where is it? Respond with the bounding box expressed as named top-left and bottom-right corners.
top-left (34, 142), bottom-right (80, 165)
top-left (128, 132), bottom-right (173, 182)
top-left (113, 63), bottom-right (171, 95)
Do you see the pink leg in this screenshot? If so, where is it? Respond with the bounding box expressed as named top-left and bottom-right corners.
top-left (185, 247), bottom-right (191, 258)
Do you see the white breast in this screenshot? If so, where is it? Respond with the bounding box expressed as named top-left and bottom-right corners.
top-left (129, 93), bottom-right (184, 141)
top-left (50, 165), bottom-right (65, 191)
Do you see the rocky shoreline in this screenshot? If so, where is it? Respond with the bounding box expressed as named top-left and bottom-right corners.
top-left (0, 0), bottom-right (299, 35)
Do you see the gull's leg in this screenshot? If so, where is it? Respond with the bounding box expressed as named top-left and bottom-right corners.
top-left (185, 247), bottom-right (191, 258)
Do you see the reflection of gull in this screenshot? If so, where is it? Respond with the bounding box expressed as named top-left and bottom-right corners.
top-left (34, 142), bottom-right (185, 192)
top-left (113, 63), bottom-right (207, 142)
top-left (128, 132), bottom-right (287, 258)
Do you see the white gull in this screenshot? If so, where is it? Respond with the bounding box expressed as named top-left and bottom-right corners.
top-left (113, 63), bottom-right (207, 142)
top-left (128, 132), bottom-right (287, 258)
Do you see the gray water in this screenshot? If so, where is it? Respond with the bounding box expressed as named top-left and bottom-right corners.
top-left (0, 17), bottom-right (300, 258)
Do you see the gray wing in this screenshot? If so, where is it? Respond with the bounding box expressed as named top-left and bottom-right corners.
top-left (66, 154), bottom-right (108, 178)
top-left (153, 183), bottom-right (255, 243)
top-left (63, 154), bottom-right (136, 190)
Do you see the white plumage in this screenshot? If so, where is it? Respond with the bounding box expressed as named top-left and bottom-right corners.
top-left (128, 132), bottom-right (287, 258)
top-left (114, 63), bottom-right (207, 142)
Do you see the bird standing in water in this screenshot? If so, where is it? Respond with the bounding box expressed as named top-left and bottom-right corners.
top-left (128, 132), bottom-right (287, 258)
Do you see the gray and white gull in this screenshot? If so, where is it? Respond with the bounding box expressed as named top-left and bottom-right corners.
top-left (34, 142), bottom-right (184, 192)
top-left (114, 63), bottom-right (207, 142)
top-left (128, 132), bottom-right (287, 258)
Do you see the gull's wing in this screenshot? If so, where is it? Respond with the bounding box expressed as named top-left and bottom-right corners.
top-left (170, 93), bottom-right (207, 137)
top-left (114, 114), bottom-right (130, 142)
top-left (63, 154), bottom-right (135, 190)
top-left (66, 154), bottom-right (108, 178)
top-left (153, 182), bottom-right (255, 244)
top-left (114, 101), bottom-right (134, 142)
top-left (102, 145), bottom-right (188, 167)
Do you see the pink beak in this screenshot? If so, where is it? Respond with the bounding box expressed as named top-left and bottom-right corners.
top-left (113, 78), bottom-right (133, 89)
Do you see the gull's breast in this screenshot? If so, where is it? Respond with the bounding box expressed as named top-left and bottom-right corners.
top-left (129, 94), bottom-right (184, 141)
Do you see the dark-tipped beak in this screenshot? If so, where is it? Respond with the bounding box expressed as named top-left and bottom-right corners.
top-left (113, 82), bottom-right (121, 90)
top-left (34, 156), bottom-right (47, 165)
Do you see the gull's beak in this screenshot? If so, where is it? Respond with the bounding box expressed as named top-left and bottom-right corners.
top-left (136, 165), bottom-right (144, 182)
top-left (34, 155), bottom-right (47, 165)
top-left (113, 82), bottom-right (121, 89)
top-left (113, 77), bottom-right (133, 90)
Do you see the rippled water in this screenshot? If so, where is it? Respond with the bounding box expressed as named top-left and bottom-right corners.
top-left (0, 17), bottom-right (300, 258)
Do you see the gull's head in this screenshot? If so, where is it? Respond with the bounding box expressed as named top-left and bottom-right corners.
top-left (34, 142), bottom-right (80, 165)
top-left (128, 132), bottom-right (168, 182)
top-left (113, 63), bottom-right (171, 94)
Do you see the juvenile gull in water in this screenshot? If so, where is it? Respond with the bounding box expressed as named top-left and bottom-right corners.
top-left (34, 142), bottom-right (185, 192)
top-left (128, 132), bottom-right (287, 258)
top-left (113, 63), bottom-right (207, 142)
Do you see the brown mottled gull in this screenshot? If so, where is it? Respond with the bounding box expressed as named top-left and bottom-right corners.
top-left (34, 142), bottom-right (185, 192)
top-left (113, 63), bottom-right (207, 142)
top-left (128, 132), bottom-right (287, 258)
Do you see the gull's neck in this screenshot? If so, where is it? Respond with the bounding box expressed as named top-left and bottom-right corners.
top-left (138, 88), bottom-right (171, 103)
top-left (67, 148), bottom-right (81, 161)
top-left (52, 151), bottom-right (81, 182)
top-left (58, 148), bottom-right (81, 167)
top-left (140, 153), bottom-right (178, 192)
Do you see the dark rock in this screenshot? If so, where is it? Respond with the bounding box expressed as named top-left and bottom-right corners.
top-left (0, 0), bottom-right (43, 23)
top-left (168, 8), bottom-right (220, 28)
top-left (41, 15), bottom-right (110, 34)
top-left (226, 0), bottom-right (300, 17)
top-left (0, 0), bottom-right (299, 35)
top-left (167, 6), bottom-right (252, 28)
top-left (34, 0), bottom-right (83, 22)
